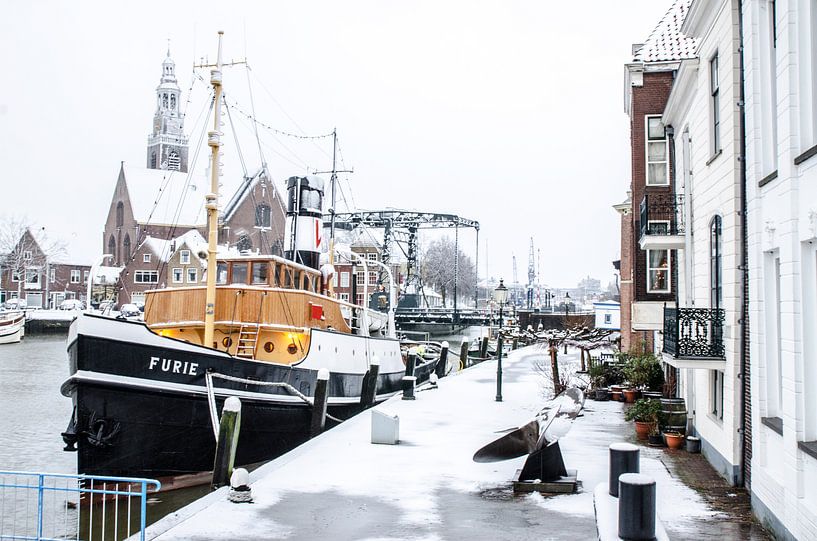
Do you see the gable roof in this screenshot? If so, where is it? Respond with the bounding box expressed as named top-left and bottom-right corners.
top-left (121, 164), bottom-right (209, 226)
top-left (633, 0), bottom-right (698, 63)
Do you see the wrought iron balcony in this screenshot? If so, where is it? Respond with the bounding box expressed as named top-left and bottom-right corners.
top-left (663, 306), bottom-right (725, 360)
top-left (639, 194), bottom-right (685, 250)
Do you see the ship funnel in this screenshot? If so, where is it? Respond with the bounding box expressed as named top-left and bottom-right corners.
top-left (285, 175), bottom-right (325, 269)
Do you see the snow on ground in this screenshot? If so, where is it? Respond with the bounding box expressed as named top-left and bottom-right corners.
top-left (147, 345), bottom-right (716, 541)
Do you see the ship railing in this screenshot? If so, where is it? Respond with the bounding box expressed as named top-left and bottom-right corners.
top-left (0, 470), bottom-right (160, 541)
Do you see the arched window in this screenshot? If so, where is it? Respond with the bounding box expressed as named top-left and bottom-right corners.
top-left (108, 236), bottom-right (116, 262)
top-left (710, 215), bottom-right (722, 309)
top-left (237, 234), bottom-right (252, 253)
top-left (150, 152), bottom-right (157, 169)
top-left (116, 202), bottom-right (124, 227)
top-left (123, 234), bottom-right (132, 263)
top-left (255, 204), bottom-right (271, 228)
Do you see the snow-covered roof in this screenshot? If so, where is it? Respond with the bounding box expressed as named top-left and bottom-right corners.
top-left (123, 165), bottom-right (208, 226)
top-left (139, 236), bottom-right (175, 263)
top-left (633, 0), bottom-right (698, 63)
top-left (96, 266), bottom-right (123, 284)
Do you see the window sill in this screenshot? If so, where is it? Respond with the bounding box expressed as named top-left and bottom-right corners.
top-left (706, 149), bottom-right (722, 166)
top-left (799, 441), bottom-right (817, 461)
top-left (794, 143), bottom-right (817, 166)
top-left (758, 170), bottom-right (778, 188)
top-left (761, 416), bottom-right (783, 436)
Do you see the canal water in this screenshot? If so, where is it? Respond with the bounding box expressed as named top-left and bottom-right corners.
top-left (0, 328), bottom-right (483, 537)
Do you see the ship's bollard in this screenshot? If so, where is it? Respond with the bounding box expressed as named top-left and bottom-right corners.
top-left (212, 396), bottom-right (242, 490)
top-left (405, 348), bottom-right (418, 377)
top-left (402, 375), bottom-right (417, 400)
top-left (228, 467), bottom-right (253, 503)
top-left (480, 337), bottom-right (489, 359)
top-left (310, 369), bottom-right (330, 438)
top-left (495, 336), bottom-right (504, 402)
top-left (512, 337), bottom-right (519, 350)
top-left (618, 473), bottom-right (656, 540)
top-left (360, 358), bottom-right (380, 408)
top-left (435, 341), bottom-right (449, 379)
top-left (609, 442), bottom-right (640, 497)
top-left (460, 341), bottom-right (469, 368)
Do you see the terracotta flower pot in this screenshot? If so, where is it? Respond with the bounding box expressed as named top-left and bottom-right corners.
top-left (623, 389), bottom-right (637, 403)
top-left (610, 391), bottom-right (621, 401)
top-left (634, 421), bottom-right (652, 440)
top-left (665, 432), bottom-right (685, 450)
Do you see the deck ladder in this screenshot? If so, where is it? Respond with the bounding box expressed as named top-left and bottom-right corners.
top-left (235, 324), bottom-right (260, 358)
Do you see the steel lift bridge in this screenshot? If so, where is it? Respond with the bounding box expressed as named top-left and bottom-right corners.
top-left (327, 210), bottom-right (484, 327)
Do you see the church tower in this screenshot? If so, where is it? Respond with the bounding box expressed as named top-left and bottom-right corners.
top-left (146, 47), bottom-right (188, 172)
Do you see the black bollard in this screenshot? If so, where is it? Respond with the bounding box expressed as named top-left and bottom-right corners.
top-left (360, 359), bottom-right (379, 408)
top-left (460, 341), bottom-right (469, 368)
top-left (480, 337), bottom-right (489, 359)
top-left (405, 348), bottom-right (418, 377)
top-left (618, 473), bottom-right (656, 540)
top-left (436, 341), bottom-right (449, 379)
top-left (609, 442), bottom-right (640, 497)
top-left (495, 336), bottom-right (504, 402)
top-left (310, 369), bottom-right (330, 438)
top-left (402, 375), bottom-right (416, 400)
top-left (512, 337), bottom-right (518, 351)
top-left (212, 397), bottom-right (242, 489)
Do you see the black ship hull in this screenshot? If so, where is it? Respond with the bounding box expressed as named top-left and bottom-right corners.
top-left (62, 314), bottom-right (437, 481)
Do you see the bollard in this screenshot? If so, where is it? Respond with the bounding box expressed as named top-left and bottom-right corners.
top-left (310, 368), bottom-right (330, 438)
top-left (609, 442), bottom-right (640, 497)
top-left (460, 341), bottom-right (469, 368)
top-left (360, 358), bottom-right (380, 408)
top-left (512, 337), bottom-right (518, 350)
top-left (212, 396), bottom-right (242, 489)
top-left (228, 467), bottom-right (253, 503)
top-left (405, 348), bottom-right (418, 377)
top-left (480, 337), bottom-right (489, 359)
top-left (436, 341), bottom-right (449, 379)
top-left (618, 473), bottom-right (656, 540)
top-left (402, 375), bottom-right (416, 400)
top-left (495, 336), bottom-right (504, 402)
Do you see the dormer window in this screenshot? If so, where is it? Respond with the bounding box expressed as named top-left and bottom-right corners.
top-left (180, 250), bottom-right (191, 265)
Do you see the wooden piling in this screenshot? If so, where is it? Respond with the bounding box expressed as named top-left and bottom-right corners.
top-left (405, 348), bottom-right (418, 376)
top-left (212, 396), bottom-right (242, 490)
top-left (460, 341), bottom-right (469, 368)
top-left (512, 337), bottom-right (518, 351)
top-left (360, 359), bottom-right (379, 408)
top-left (480, 337), bottom-right (489, 359)
top-left (550, 341), bottom-right (563, 396)
top-left (310, 369), bottom-right (330, 438)
top-left (436, 341), bottom-right (449, 379)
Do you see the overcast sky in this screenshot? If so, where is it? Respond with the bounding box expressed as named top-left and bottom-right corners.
top-left (1, 0), bottom-right (673, 290)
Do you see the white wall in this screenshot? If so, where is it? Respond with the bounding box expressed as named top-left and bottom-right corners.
top-left (594, 303), bottom-right (621, 330)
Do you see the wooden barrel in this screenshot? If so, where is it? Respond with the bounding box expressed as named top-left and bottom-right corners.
top-left (659, 398), bottom-right (687, 434)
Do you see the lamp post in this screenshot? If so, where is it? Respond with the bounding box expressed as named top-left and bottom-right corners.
top-left (494, 279), bottom-right (509, 402)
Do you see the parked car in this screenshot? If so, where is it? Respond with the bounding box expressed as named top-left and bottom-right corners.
top-left (2, 298), bottom-right (27, 310)
top-left (58, 299), bottom-right (85, 310)
top-left (119, 303), bottom-right (141, 318)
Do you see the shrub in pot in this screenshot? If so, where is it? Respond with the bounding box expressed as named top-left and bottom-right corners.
top-left (624, 399), bottom-right (662, 441)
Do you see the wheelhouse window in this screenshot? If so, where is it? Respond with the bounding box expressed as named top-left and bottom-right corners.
top-left (252, 262), bottom-right (269, 285)
top-left (646, 116), bottom-right (669, 185)
top-left (172, 268), bottom-right (183, 283)
top-left (216, 263), bottom-right (228, 285)
top-left (647, 250), bottom-right (670, 293)
top-left (232, 263), bottom-right (249, 285)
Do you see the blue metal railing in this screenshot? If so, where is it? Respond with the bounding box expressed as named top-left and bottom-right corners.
top-left (0, 471), bottom-right (160, 541)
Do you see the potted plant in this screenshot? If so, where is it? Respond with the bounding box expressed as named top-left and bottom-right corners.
top-left (624, 398), bottom-right (662, 441)
top-left (664, 431), bottom-right (685, 450)
top-left (622, 352), bottom-right (665, 403)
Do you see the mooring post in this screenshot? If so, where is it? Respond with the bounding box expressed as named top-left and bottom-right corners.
top-left (609, 442), bottom-right (640, 497)
top-left (360, 358), bottom-right (379, 408)
top-left (480, 336), bottom-right (489, 359)
top-left (618, 473), bottom-right (656, 540)
top-left (436, 341), bottom-right (449, 379)
top-left (310, 368), bottom-right (330, 438)
top-left (460, 341), bottom-right (469, 368)
top-left (550, 341), bottom-right (562, 396)
top-left (512, 337), bottom-right (518, 350)
top-left (495, 336), bottom-right (504, 402)
top-left (402, 375), bottom-right (417, 400)
top-left (405, 347), bottom-right (418, 377)
top-left (212, 396), bottom-right (242, 490)
top-left (580, 348), bottom-right (586, 372)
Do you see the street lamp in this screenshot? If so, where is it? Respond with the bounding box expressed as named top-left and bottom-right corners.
top-left (494, 279), bottom-right (509, 402)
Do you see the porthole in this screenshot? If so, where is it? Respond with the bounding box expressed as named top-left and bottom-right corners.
top-left (264, 342), bottom-right (274, 353)
top-left (287, 343), bottom-right (298, 355)
top-left (222, 337), bottom-right (233, 348)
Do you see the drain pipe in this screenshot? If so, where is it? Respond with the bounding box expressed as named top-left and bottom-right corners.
top-left (737, 0), bottom-right (750, 488)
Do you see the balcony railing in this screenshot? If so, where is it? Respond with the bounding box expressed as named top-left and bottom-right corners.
top-left (640, 194), bottom-right (685, 239)
top-left (663, 306), bottom-right (725, 359)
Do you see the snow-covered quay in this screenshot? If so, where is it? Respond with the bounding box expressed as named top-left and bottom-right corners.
top-left (145, 346), bottom-right (745, 541)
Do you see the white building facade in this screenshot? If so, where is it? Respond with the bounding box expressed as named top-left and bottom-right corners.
top-left (743, 0), bottom-right (817, 538)
top-left (657, 0), bottom-right (747, 486)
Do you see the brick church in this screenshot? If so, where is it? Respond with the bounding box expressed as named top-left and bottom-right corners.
top-left (102, 49), bottom-right (286, 305)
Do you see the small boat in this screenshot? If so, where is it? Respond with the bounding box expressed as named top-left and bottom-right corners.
top-left (60, 32), bottom-right (443, 486)
top-left (0, 310), bottom-right (25, 344)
